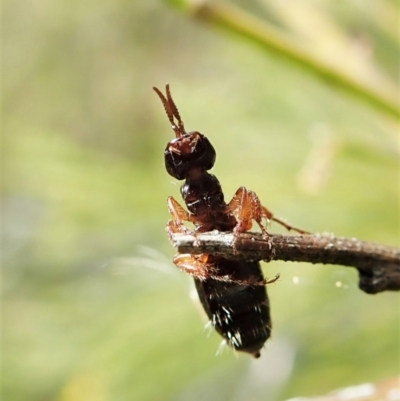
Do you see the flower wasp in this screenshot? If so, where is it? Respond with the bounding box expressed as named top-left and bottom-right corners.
top-left (153, 85), bottom-right (308, 358)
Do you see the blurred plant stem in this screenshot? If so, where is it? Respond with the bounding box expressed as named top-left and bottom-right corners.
top-left (163, 0), bottom-right (400, 121)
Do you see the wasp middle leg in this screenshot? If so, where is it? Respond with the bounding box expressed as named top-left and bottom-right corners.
top-left (261, 204), bottom-right (310, 235)
top-left (226, 186), bottom-right (309, 236)
top-left (226, 186), bottom-right (269, 238)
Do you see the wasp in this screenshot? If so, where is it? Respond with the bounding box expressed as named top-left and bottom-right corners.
top-left (153, 85), bottom-right (308, 358)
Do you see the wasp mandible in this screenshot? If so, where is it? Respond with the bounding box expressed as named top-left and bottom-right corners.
top-left (153, 85), bottom-right (309, 358)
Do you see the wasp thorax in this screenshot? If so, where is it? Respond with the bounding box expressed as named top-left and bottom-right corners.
top-left (164, 131), bottom-right (216, 180)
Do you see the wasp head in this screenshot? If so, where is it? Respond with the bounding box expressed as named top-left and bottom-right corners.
top-left (154, 85), bottom-right (216, 180)
top-left (164, 131), bottom-right (215, 180)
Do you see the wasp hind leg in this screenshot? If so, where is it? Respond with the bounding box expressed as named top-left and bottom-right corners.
top-left (173, 254), bottom-right (269, 286)
top-left (172, 254), bottom-right (213, 281)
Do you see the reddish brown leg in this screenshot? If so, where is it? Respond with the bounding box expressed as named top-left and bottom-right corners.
top-left (264, 274), bottom-right (280, 284)
top-left (173, 253), bottom-right (273, 286)
top-left (166, 196), bottom-right (202, 240)
top-left (226, 186), bottom-right (310, 236)
top-left (173, 254), bottom-right (212, 281)
top-left (226, 187), bottom-right (269, 238)
top-left (261, 205), bottom-right (310, 234)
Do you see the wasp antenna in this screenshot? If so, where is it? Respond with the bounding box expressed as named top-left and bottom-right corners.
top-left (165, 84), bottom-right (186, 136)
top-left (153, 85), bottom-right (185, 138)
top-left (153, 86), bottom-right (174, 125)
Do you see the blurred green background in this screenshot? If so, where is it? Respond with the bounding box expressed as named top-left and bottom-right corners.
top-left (3, 0), bottom-right (399, 400)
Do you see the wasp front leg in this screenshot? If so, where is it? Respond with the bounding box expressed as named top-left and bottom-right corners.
top-left (166, 196), bottom-right (203, 241)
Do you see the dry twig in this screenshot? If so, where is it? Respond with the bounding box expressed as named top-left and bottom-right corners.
top-left (171, 231), bottom-right (400, 294)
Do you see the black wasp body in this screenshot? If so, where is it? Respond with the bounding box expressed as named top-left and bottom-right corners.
top-left (153, 85), bottom-right (308, 358)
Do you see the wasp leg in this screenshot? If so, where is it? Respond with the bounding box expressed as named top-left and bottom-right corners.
top-left (166, 196), bottom-right (203, 241)
top-left (173, 254), bottom-right (214, 281)
top-left (226, 187), bottom-right (269, 238)
top-left (260, 205), bottom-right (310, 235)
top-left (264, 274), bottom-right (280, 284)
top-left (173, 254), bottom-right (269, 286)
top-left (227, 187), bottom-right (310, 236)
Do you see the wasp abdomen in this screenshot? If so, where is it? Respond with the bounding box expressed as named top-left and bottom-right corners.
top-left (195, 260), bottom-right (271, 358)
